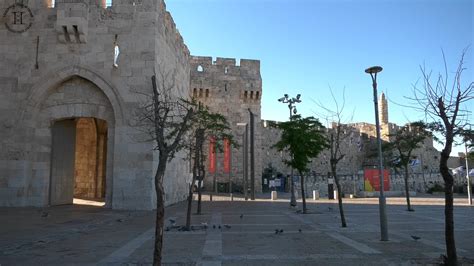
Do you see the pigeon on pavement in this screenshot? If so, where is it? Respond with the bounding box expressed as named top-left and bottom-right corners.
top-left (411, 235), bottom-right (421, 241)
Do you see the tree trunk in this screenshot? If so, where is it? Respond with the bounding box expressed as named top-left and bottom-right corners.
top-left (185, 183), bottom-right (194, 230)
top-left (332, 164), bottom-right (347, 227)
top-left (196, 129), bottom-right (205, 215)
top-left (404, 165), bottom-right (413, 211)
top-left (440, 146), bottom-right (457, 265)
top-left (197, 179), bottom-right (203, 214)
top-left (299, 171), bottom-right (307, 214)
top-left (153, 158), bottom-right (167, 266)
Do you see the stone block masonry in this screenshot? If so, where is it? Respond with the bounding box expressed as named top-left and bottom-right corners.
top-left (0, 0), bottom-right (192, 210)
top-left (190, 56), bottom-right (263, 193)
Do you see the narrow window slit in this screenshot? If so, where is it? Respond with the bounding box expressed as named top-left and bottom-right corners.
top-left (62, 26), bottom-right (71, 42)
top-left (73, 25), bottom-right (80, 43)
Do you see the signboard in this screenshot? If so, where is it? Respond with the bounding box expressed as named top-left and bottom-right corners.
top-left (208, 137), bottom-right (216, 174)
top-left (364, 169), bottom-right (390, 192)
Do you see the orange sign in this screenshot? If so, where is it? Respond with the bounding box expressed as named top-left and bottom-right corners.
top-left (364, 169), bottom-right (390, 191)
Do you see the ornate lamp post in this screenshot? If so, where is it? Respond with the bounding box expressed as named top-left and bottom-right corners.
top-left (278, 93), bottom-right (301, 207)
top-left (365, 66), bottom-right (389, 241)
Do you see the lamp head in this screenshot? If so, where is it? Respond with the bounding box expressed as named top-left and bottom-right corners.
top-left (284, 94), bottom-right (289, 99)
top-left (365, 66), bottom-right (383, 74)
top-left (296, 94), bottom-right (301, 100)
top-left (278, 97), bottom-right (285, 102)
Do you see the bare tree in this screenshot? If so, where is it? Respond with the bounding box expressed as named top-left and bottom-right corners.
top-left (315, 89), bottom-right (353, 227)
top-left (134, 67), bottom-right (196, 265)
top-left (409, 49), bottom-right (473, 265)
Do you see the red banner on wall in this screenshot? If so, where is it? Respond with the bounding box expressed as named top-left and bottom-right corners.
top-left (223, 138), bottom-right (231, 173)
top-left (209, 137), bottom-right (216, 174)
top-left (364, 169), bottom-right (390, 192)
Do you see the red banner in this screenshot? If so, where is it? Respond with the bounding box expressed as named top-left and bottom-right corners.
top-left (223, 138), bottom-right (231, 173)
top-left (364, 169), bottom-right (390, 192)
top-left (208, 137), bottom-right (216, 174)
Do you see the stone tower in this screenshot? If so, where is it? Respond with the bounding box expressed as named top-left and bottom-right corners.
top-left (379, 92), bottom-right (389, 125)
top-left (0, 0), bottom-right (192, 210)
top-left (189, 56), bottom-right (262, 193)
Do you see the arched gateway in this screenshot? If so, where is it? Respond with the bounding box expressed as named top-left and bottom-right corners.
top-left (24, 66), bottom-right (123, 208)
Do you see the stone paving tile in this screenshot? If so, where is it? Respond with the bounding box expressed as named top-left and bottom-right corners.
top-left (1, 195), bottom-right (473, 265)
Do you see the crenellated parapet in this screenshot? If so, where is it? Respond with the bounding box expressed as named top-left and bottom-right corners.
top-left (190, 56), bottom-right (262, 103)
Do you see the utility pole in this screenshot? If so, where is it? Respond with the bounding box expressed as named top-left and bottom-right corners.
top-left (248, 109), bottom-right (256, 200)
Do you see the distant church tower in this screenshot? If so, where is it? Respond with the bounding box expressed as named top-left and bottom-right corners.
top-left (379, 92), bottom-right (388, 124)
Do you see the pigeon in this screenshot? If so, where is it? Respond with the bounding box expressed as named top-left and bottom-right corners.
top-left (298, 229), bottom-right (302, 233)
top-left (218, 225), bottom-right (221, 229)
top-left (275, 229), bottom-right (279, 234)
top-left (201, 222), bottom-right (208, 229)
top-left (328, 207), bottom-right (333, 211)
top-left (240, 214), bottom-right (244, 219)
top-left (41, 212), bottom-right (49, 218)
top-left (116, 219), bottom-right (123, 222)
top-left (224, 224), bottom-right (231, 229)
top-left (411, 235), bottom-right (421, 241)
top-left (213, 225), bottom-right (216, 229)
top-left (165, 227), bottom-right (170, 232)
top-left (279, 229), bottom-right (284, 234)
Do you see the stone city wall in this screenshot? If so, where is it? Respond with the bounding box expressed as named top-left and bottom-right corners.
top-left (0, 0), bottom-right (191, 209)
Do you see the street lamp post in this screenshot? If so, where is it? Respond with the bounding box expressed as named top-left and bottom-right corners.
top-left (278, 93), bottom-right (302, 207)
top-left (365, 66), bottom-right (389, 241)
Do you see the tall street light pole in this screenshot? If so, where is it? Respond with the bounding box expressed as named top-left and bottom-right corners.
top-left (365, 66), bottom-right (389, 241)
top-left (278, 93), bottom-right (302, 207)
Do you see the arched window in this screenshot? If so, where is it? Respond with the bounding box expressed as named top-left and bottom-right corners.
top-left (256, 91), bottom-right (260, 100)
top-left (197, 65), bottom-right (204, 72)
top-left (199, 88), bottom-right (203, 97)
top-left (113, 35), bottom-right (120, 68)
top-left (250, 91), bottom-right (254, 99)
top-left (224, 66), bottom-right (228, 74)
top-left (205, 89), bottom-right (210, 98)
top-left (193, 88), bottom-right (197, 98)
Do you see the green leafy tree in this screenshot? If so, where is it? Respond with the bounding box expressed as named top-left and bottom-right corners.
top-left (384, 121), bottom-right (431, 211)
top-left (273, 115), bottom-right (328, 213)
top-left (410, 49), bottom-right (473, 265)
top-left (185, 103), bottom-right (234, 230)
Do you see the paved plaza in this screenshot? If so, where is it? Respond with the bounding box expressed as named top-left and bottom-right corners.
top-left (0, 194), bottom-right (473, 265)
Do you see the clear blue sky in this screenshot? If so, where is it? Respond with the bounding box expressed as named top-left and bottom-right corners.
top-left (166, 0), bottom-right (473, 152)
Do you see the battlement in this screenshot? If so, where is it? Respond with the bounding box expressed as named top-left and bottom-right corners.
top-left (190, 56), bottom-right (260, 77)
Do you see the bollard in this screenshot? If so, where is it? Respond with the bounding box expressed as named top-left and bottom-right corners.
top-left (334, 190), bottom-right (338, 200)
top-left (271, 191), bottom-right (278, 200)
top-left (313, 190), bottom-right (319, 200)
